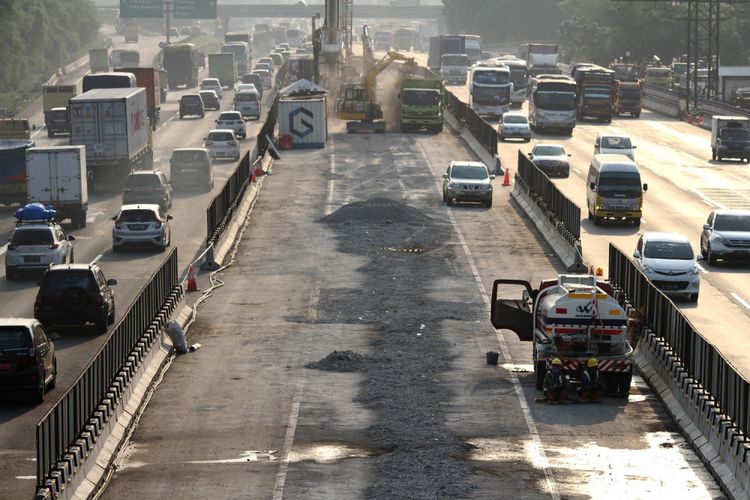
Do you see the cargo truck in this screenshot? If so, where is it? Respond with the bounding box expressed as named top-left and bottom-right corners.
top-left (89, 48), bottom-right (110, 73)
top-left (613, 80), bottom-right (642, 118)
top-left (208, 53), bottom-right (237, 89)
top-left (711, 116), bottom-right (750, 162)
top-left (42, 85), bottom-right (76, 137)
top-left (123, 22), bottom-right (139, 43)
top-left (221, 42), bottom-right (250, 78)
top-left (26, 146), bottom-right (88, 227)
top-left (68, 88), bottom-right (153, 189)
top-left (119, 50), bottom-right (140, 67)
top-left (0, 119), bottom-right (31, 140)
top-left (115, 67), bottom-right (162, 129)
top-left (428, 35), bottom-right (465, 73)
top-left (393, 28), bottom-right (416, 51)
top-left (526, 43), bottom-right (560, 80)
top-left (399, 76), bottom-right (443, 133)
top-left (163, 43), bottom-right (198, 89)
top-left (0, 140), bottom-right (35, 205)
top-left (374, 31), bottom-right (392, 51)
top-left (574, 65), bottom-right (615, 122)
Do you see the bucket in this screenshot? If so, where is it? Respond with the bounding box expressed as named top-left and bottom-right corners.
top-left (486, 351), bottom-right (499, 365)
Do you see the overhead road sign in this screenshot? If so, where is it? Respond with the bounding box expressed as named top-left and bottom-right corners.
top-left (173, 0), bottom-right (217, 19)
top-left (120, 0), bottom-right (164, 18)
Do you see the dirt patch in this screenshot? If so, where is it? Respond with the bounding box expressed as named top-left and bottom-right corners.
top-left (319, 197), bottom-right (432, 226)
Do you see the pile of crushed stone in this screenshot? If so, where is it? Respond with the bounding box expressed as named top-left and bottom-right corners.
top-left (307, 350), bottom-right (391, 372)
top-left (320, 198), bottom-right (432, 226)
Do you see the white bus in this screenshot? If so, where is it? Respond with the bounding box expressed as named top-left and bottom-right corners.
top-left (469, 65), bottom-right (512, 118)
top-left (528, 75), bottom-right (578, 135)
top-left (496, 57), bottom-right (527, 107)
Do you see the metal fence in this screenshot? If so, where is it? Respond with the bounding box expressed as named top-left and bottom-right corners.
top-left (443, 90), bottom-right (498, 158)
top-left (36, 249), bottom-right (181, 487)
top-left (643, 83), bottom-right (750, 120)
top-left (516, 150), bottom-right (581, 244)
top-left (608, 243), bottom-right (750, 437)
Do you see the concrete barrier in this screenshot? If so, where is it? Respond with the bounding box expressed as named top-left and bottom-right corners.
top-left (643, 95), bottom-right (680, 118)
top-left (634, 330), bottom-right (750, 499)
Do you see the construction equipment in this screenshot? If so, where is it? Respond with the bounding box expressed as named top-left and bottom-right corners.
top-left (491, 274), bottom-right (634, 397)
top-left (337, 51), bottom-right (418, 133)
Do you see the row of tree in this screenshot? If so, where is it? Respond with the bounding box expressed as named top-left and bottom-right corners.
top-left (0, 0), bottom-right (99, 95)
top-left (442, 0), bottom-right (750, 67)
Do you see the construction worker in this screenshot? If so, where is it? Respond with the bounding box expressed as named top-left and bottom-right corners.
top-left (578, 358), bottom-right (604, 402)
top-left (543, 358), bottom-right (568, 403)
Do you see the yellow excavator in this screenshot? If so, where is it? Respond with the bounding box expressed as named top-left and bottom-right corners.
top-left (337, 51), bottom-right (418, 133)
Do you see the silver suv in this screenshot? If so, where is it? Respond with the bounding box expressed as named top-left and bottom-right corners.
top-left (215, 111), bottom-right (246, 139)
top-left (701, 209), bottom-right (750, 265)
top-left (633, 232), bottom-right (701, 302)
top-left (442, 161), bottom-right (494, 208)
top-left (5, 221), bottom-right (75, 281)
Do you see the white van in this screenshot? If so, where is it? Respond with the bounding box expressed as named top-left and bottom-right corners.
top-left (594, 133), bottom-right (636, 161)
top-left (234, 89), bottom-right (261, 120)
top-left (586, 154), bottom-right (648, 226)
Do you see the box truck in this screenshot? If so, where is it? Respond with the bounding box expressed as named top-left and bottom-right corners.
top-left (26, 146), bottom-right (88, 228)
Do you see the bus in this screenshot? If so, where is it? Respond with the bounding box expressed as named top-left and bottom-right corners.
top-left (528, 75), bottom-right (578, 135)
top-left (469, 66), bottom-right (512, 118)
top-left (286, 28), bottom-right (302, 47)
top-left (497, 57), bottom-right (527, 107)
top-left (462, 34), bottom-right (482, 64)
top-left (225, 31), bottom-right (250, 45)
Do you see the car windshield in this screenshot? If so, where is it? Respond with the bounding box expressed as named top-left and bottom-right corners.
top-left (256, 64), bottom-right (270, 71)
top-left (720, 129), bottom-right (750, 141)
top-left (209, 132), bottom-right (234, 141)
top-left (182, 95), bottom-right (200, 103)
top-left (601, 136), bottom-right (632, 149)
top-left (43, 270), bottom-right (96, 292)
top-left (714, 215), bottom-right (750, 231)
top-left (504, 115), bottom-right (527, 124)
top-left (402, 90), bottom-right (439, 106)
top-left (452, 165), bottom-right (487, 179)
top-left (126, 174), bottom-right (160, 187)
top-left (202, 80), bottom-right (220, 87)
top-left (583, 86), bottom-right (611, 99)
top-left (533, 146), bottom-right (564, 157)
top-left (120, 209), bottom-right (157, 222)
top-left (534, 91), bottom-right (577, 110)
top-left (11, 229), bottom-right (53, 245)
top-left (473, 86), bottom-right (510, 105)
top-left (473, 70), bottom-right (509, 84)
top-left (219, 113), bottom-right (242, 121)
top-left (172, 150), bottom-right (207, 162)
top-left (644, 241), bottom-right (694, 260)
top-left (598, 172), bottom-right (642, 196)
top-left (0, 327), bottom-right (32, 349)
top-left (442, 55), bottom-right (467, 66)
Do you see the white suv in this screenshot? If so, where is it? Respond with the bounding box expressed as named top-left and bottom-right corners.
top-left (215, 111), bottom-right (247, 139)
top-left (633, 232), bottom-right (701, 302)
top-left (204, 129), bottom-right (240, 161)
top-left (5, 221), bottom-right (75, 280)
top-left (200, 78), bottom-right (223, 99)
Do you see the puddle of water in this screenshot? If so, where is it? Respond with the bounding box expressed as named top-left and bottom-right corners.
top-left (288, 443), bottom-right (378, 464)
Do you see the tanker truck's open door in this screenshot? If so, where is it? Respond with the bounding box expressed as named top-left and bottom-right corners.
top-left (490, 279), bottom-right (534, 342)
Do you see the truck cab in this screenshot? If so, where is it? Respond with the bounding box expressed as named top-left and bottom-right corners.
top-left (711, 116), bottom-right (750, 162)
top-left (440, 53), bottom-right (468, 85)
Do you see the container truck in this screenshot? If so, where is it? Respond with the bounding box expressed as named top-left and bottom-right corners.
top-left (491, 274), bottom-right (634, 396)
top-left (68, 88), bottom-right (153, 189)
top-left (42, 85), bottom-right (76, 137)
top-left (574, 65), bottom-right (615, 122)
top-left (208, 53), bottom-right (237, 89)
top-left (221, 42), bottom-right (250, 78)
top-left (526, 43), bottom-right (560, 79)
top-left (428, 35), bottom-right (465, 73)
top-left (0, 140), bottom-right (35, 205)
top-left (26, 146), bottom-right (88, 227)
top-left (393, 28), bottom-right (416, 51)
top-left (711, 116), bottom-right (750, 162)
top-left (399, 76), bottom-right (444, 133)
top-left (115, 67), bottom-right (162, 129)
top-left (162, 43), bottom-right (198, 89)
top-left (89, 48), bottom-right (110, 73)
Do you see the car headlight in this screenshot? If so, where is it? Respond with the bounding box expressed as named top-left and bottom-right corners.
top-left (689, 266), bottom-right (700, 276)
top-left (711, 233), bottom-right (728, 245)
top-left (630, 204), bottom-right (640, 211)
top-left (641, 264), bottom-right (654, 275)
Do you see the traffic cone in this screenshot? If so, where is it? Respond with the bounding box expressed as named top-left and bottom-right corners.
top-left (186, 264), bottom-right (198, 292)
top-left (502, 168), bottom-right (511, 187)
top-left (697, 115), bottom-right (703, 126)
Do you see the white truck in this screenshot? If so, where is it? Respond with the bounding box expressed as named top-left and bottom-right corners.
top-left (69, 88), bottom-right (153, 189)
top-left (441, 53), bottom-right (469, 85)
top-left (526, 43), bottom-right (561, 80)
top-left (26, 146), bottom-right (88, 228)
top-left (711, 115), bottom-right (750, 162)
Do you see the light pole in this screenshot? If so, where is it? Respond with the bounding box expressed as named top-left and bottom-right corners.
top-left (165, 0), bottom-right (173, 45)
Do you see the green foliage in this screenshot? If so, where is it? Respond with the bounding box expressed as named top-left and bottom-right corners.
top-left (0, 0), bottom-right (99, 93)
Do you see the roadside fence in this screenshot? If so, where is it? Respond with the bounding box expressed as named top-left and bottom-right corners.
top-left (608, 243), bottom-right (750, 438)
top-left (443, 90), bottom-right (498, 158)
top-left (516, 150), bottom-right (581, 245)
top-left (36, 249), bottom-right (181, 493)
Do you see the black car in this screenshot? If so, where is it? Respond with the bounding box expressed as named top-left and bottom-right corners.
top-left (240, 73), bottom-right (263, 98)
top-left (179, 94), bottom-right (205, 119)
top-left (198, 90), bottom-right (221, 111)
top-left (0, 318), bottom-right (56, 402)
top-left (34, 263), bottom-right (117, 334)
top-left (122, 170), bottom-right (173, 211)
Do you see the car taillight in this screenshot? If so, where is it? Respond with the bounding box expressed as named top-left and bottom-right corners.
top-left (125, 187), bottom-right (135, 192)
top-left (95, 295), bottom-right (103, 307)
top-left (228, 141), bottom-right (237, 146)
top-left (48, 243), bottom-right (59, 250)
top-left (153, 217), bottom-right (162, 228)
top-left (114, 218), bottom-right (123, 229)
top-left (205, 141), bottom-right (214, 146)
top-left (152, 187), bottom-right (162, 191)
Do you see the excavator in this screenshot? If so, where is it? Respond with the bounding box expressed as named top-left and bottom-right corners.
top-left (337, 51), bottom-right (418, 133)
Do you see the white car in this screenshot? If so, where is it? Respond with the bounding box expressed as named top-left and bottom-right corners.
top-left (200, 78), bottom-right (223, 99)
top-left (258, 57), bottom-right (276, 71)
top-left (633, 232), bottom-right (702, 302)
top-left (5, 220), bottom-right (75, 280)
top-left (234, 83), bottom-right (258, 94)
top-left (252, 69), bottom-right (272, 89)
top-left (112, 204), bottom-right (172, 252)
top-left (499, 112), bottom-right (531, 142)
top-left (216, 111), bottom-right (247, 139)
top-left (204, 129), bottom-right (240, 161)
top-left (595, 133), bottom-right (636, 161)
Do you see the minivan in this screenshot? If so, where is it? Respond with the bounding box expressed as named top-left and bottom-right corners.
top-left (234, 90), bottom-right (261, 120)
top-left (594, 133), bottom-right (636, 161)
top-left (586, 154), bottom-right (647, 226)
top-left (170, 148), bottom-right (214, 191)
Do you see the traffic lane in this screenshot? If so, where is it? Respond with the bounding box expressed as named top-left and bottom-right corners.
top-left (504, 124), bottom-right (750, 376)
top-left (416, 131), bottom-right (722, 496)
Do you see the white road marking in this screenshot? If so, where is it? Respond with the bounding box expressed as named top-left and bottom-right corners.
top-left (573, 168), bottom-right (582, 175)
top-left (324, 136), bottom-right (336, 215)
top-left (693, 189), bottom-right (723, 209)
top-left (731, 292), bottom-right (750, 310)
top-left (15, 476), bottom-right (36, 480)
top-left (0, 243), bottom-right (8, 257)
top-left (416, 141), bottom-right (560, 500)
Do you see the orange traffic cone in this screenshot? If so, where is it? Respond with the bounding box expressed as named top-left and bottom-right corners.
top-left (502, 168), bottom-right (511, 187)
top-left (186, 264), bottom-right (198, 292)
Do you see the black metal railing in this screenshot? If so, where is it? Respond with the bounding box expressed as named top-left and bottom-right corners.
top-left (516, 150), bottom-right (581, 244)
top-left (443, 90), bottom-right (498, 158)
top-left (36, 249), bottom-right (180, 487)
top-left (608, 243), bottom-right (750, 437)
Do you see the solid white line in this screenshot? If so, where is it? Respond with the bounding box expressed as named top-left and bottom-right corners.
top-left (416, 141), bottom-right (560, 500)
top-left (731, 292), bottom-right (750, 310)
top-left (573, 168), bottom-right (582, 175)
top-left (324, 136), bottom-right (336, 215)
top-left (0, 243), bottom-right (8, 257)
top-left (271, 398), bottom-right (302, 500)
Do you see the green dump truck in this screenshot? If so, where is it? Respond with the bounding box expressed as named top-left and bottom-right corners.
top-left (42, 85), bottom-right (76, 137)
top-left (399, 76), bottom-right (444, 133)
top-left (208, 53), bottom-right (237, 89)
top-left (89, 48), bottom-right (110, 73)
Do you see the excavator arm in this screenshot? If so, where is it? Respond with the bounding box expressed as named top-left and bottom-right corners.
top-left (363, 51), bottom-right (417, 101)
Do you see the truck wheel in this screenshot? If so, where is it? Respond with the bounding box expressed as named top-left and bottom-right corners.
top-left (634, 112), bottom-right (640, 118)
top-left (73, 212), bottom-right (87, 229)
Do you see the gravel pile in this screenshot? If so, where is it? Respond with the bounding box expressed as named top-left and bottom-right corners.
top-left (310, 197), bottom-right (481, 499)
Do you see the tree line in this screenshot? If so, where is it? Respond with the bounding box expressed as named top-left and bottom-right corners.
top-left (0, 0), bottom-right (99, 95)
top-left (442, 0), bottom-right (750, 67)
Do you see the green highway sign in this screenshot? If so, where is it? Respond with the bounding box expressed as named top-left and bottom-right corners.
top-left (173, 0), bottom-right (217, 19)
top-left (120, 0), bottom-right (164, 18)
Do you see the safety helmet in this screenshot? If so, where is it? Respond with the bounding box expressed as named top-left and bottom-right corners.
top-left (587, 358), bottom-right (599, 367)
top-left (551, 358), bottom-right (562, 366)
